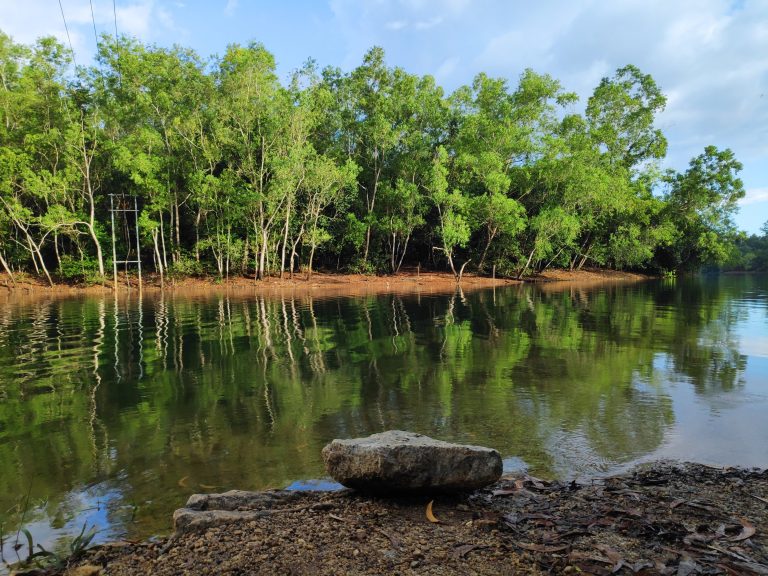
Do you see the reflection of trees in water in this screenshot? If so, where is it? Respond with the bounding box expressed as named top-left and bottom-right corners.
top-left (0, 276), bottom-right (758, 539)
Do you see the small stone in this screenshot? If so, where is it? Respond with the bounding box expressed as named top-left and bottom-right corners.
top-left (382, 549), bottom-right (398, 561)
top-left (322, 430), bottom-right (502, 491)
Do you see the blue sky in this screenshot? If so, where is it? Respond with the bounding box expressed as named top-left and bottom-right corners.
top-left (2, 0), bottom-right (766, 233)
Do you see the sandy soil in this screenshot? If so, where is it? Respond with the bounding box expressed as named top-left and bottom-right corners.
top-left (0, 268), bottom-right (650, 302)
top-left (533, 268), bottom-right (649, 282)
top-left (38, 463), bottom-right (767, 576)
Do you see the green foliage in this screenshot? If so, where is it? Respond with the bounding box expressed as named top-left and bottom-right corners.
top-left (658, 146), bottom-right (745, 271)
top-left (0, 30), bottom-right (748, 280)
top-left (56, 255), bottom-right (102, 285)
top-left (168, 254), bottom-right (205, 278)
top-left (724, 221), bottom-right (768, 272)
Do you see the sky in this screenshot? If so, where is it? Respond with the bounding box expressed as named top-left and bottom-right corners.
top-left (1, 0), bottom-right (766, 233)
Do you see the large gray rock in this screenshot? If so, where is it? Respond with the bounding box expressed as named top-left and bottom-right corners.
top-left (322, 430), bottom-right (502, 492)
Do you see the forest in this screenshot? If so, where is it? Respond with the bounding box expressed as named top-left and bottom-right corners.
top-left (0, 32), bottom-right (748, 285)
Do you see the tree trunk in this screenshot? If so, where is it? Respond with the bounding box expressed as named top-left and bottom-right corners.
top-left (456, 259), bottom-right (471, 284)
top-left (395, 233), bottom-right (410, 274)
top-left (362, 162), bottom-right (381, 264)
top-left (53, 231), bottom-right (62, 273)
top-left (390, 232), bottom-right (397, 273)
top-left (0, 251), bottom-right (15, 286)
top-left (32, 241), bottom-right (53, 286)
top-left (280, 198), bottom-right (291, 279)
top-left (258, 229), bottom-right (268, 280)
top-left (159, 211), bottom-right (169, 270)
top-left (242, 235), bottom-right (250, 275)
top-left (445, 249), bottom-right (457, 279)
top-left (174, 194), bottom-right (181, 263)
top-left (517, 248), bottom-right (536, 280)
top-left (26, 235), bottom-right (40, 274)
top-left (152, 228), bottom-right (164, 289)
top-left (477, 227), bottom-right (497, 272)
top-left (308, 242), bottom-right (317, 279)
top-left (194, 210), bottom-right (202, 262)
top-left (544, 245), bottom-right (565, 272)
top-left (86, 222), bottom-right (105, 277)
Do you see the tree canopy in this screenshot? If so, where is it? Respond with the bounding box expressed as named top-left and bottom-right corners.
top-left (0, 32), bottom-right (747, 283)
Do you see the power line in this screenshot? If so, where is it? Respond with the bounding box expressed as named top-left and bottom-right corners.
top-left (57, 0), bottom-right (78, 68)
top-left (112, 0), bottom-right (119, 39)
top-left (112, 0), bottom-right (122, 87)
top-left (89, 0), bottom-right (100, 47)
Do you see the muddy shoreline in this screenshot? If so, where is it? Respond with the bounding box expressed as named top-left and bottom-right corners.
top-left (40, 462), bottom-right (767, 575)
top-left (0, 268), bottom-right (651, 302)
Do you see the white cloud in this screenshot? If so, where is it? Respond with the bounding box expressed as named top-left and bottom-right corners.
top-left (385, 16), bottom-right (442, 31)
top-left (435, 56), bottom-right (458, 81)
top-left (224, 0), bottom-right (238, 17)
top-left (740, 188), bottom-right (768, 206)
top-left (116, 2), bottom-right (154, 38)
top-left (0, 0), bottom-right (178, 61)
top-left (385, 20), bottom-right (408, 31)
top-left (414, 17), bottom-right (442, 30)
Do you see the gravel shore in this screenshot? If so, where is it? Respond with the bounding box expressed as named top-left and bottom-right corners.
top-left (49, 463), bottom-right (767, 576)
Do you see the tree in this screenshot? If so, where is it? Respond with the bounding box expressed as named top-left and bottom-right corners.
top-left (303, 154), bottom-right (358, 277)
top-left (216, 42), bottom-right (283, 280)
top-left (586, 64), bottom-right (667, 170)
top-left (659, 146), bottom-right (745, 270)
top-left (427, 147), bottom-right (473, 281)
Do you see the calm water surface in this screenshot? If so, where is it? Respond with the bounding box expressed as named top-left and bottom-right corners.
top-left (1, 275), bottom-right (766, 563)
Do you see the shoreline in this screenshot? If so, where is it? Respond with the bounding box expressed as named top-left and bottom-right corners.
top-left (0, 268), bottom-right (652, 301)
top-left (42, 461), bottom-right (766, 576)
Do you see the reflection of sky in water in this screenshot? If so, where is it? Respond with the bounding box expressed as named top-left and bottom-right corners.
top-left (1, 484), bottom-right (126, 567)
top-left (636, 287), bottom-right (768, 468)
top-left (285, 479), bottom-right (342, 491)
top-left (648, 356), bottom-right (768, 468)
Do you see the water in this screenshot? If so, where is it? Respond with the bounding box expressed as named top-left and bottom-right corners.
top-left (0, 275), bottom-right (766, 565)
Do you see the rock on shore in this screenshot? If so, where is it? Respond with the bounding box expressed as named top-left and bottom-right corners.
top-left (322, 430), bottom-right (502, 491)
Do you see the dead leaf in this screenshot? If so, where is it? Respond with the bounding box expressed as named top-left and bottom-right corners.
top-left (685, 501), bottom-right (720, 514)
top-left (177, 476), bottom-right (189, 488)
top-left (732, 561), bottom-right (768, 575)
top-left (595, 544), bottom-right (622, 564)
top-left (491, 488), bottom-right (518, 497)
top-left (472, 519), bottom-right (498, 528)
top-left (426, 500), bottom-right (440, 523)
top-left (729, 517), bottom-right (756, 541)
top-left (198, 483), bottom-right (218, 490)
top-left (516, 542), bottom-right (569, 553)
top-left (670, 498), bottom-right (685, 509)
top-left (716, 563), bottom-right (744, 576)
top-left (524, 475), bottom-right (548, 490)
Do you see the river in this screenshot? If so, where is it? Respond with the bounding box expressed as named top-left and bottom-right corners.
top-left (0, 275), bottom-right (766, 564)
